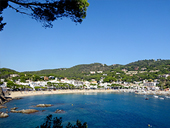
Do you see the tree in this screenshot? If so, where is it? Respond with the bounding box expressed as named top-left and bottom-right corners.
top-left (103, 76), bottom-right (117, 83)
top-left (20, 76), bottom-right (26, 82)
top-left (0, 81), bottom-right (3, 85)
top-left (7, 81), bottom-right (15, 88)
top-left (32, 75), bottom-right (40, 81)
top-left (7, 80), bottom-right (20, 89)
top-left (0, 0), bottom-right (89, 31)
top-left (36, 114), bottom-right (88, 128)
top-left (167, 76), bottom-right (170, 81)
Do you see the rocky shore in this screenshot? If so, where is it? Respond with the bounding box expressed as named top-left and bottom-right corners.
top-left (10, 109), bottom-right (39, 114)
top-left (0, 87), bottom-right (12, 105)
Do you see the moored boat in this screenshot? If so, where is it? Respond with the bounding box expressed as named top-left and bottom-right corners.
top-left (154, 95), bottom-right (159, 98)
top-left (165, 96), bottom-right (170, 98)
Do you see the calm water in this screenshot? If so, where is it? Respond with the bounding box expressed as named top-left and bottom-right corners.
top-left (0, 92), bottom-right (170, 128)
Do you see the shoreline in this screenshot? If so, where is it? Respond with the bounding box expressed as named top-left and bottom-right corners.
top-left (9, 89), bottom-right (119, 98)
top-left (8, 89), bottom-right (170, 98)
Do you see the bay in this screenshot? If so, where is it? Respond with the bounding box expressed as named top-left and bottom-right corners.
top-left (0, 92), bottom-right (170, 128)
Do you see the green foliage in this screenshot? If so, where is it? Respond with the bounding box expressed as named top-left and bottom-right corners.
top-left (7, 81), bottom-right (16, 89)
top-left (23, 63), bottom-right (113, 79)
top-left (90, 84), bottom-right (96, 86)
top-left (32, 75), bottom-right (40, 81)
top-left (103, 76), bottom-right (117, 83)
top-left (0, 68), bottom-right (18, 75)
top-left (0, 81), bottom-right (3, 85)
top-left (7, 81), bottom-right (32, 90)
top-left (36, 114), bottom-right (87, 128)
top-left (0, 68), bottom-right (18, 79)
top-left (0, 0), bottom-right (89, 31)
top-left (12, 77), bottom-right (19, 82)
top-left (47, 82), bottom-right (52, 86)
top-left (125, 59), bottom-right (170, 71)
top-left (34, 86), bottom-right (47, 90)
top-left (111, 84), bottom-right (124, 89)
top-left (167, 76), bottom-right (170, 81)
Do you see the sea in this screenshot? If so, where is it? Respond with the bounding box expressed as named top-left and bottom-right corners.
top-left (0, 92), bottom-right (170, 128)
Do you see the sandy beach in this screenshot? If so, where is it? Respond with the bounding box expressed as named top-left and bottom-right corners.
top-left (9, 89), bottom-right (119, 98)
top-left (8, 89), bottom-right (170, 98)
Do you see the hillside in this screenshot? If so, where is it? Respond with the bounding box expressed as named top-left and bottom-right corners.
top-left (1, 59), bottom-right (170, 79)
top-left (23, 63), bottom-right (122, 76)
top-left (122, 59), bottom-right (170, 71)
top-left (0, 68), bottom-right (18, 79)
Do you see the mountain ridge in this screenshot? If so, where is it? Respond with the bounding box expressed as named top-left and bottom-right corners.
top-left (1, 59), bottom-right (170, 77)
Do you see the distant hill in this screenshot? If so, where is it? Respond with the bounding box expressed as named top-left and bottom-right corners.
top-left (123, 59), bottom-right (170, 71)
top-left (1, 59), bottom-right (170, 79)
top-left (23, 63), bottom-right (122, 77)
top-left (0, 68), bottom-right (18, 78)
top-left (0, 68), bottom-right (18, 74)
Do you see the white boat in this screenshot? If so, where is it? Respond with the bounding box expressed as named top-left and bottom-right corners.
top-left (165, 96), bottom-right (170, 98)
top-left (154, 95), bottom-right (158, 98)
top-left (159, 97), bottom-right (164, 100)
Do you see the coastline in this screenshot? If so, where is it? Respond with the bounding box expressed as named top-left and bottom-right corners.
top-left (9, 89), bottom-right (119, 98)
top-left (8, 89), bottom-right (170, 99)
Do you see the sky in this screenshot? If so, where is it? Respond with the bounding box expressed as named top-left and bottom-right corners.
top-left (0, 0), bottom-right (170, 72)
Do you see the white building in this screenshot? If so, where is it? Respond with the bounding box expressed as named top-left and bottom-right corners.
top-left (60, 79), bottom-right (84, 87)
top-left (99, 83), bottom-right (111, 89)
top-left (162, 74), bottom-right (170, 78)
top-left (10, 74), bottom-right (19, 78)
top-left (144, 82), bottom-right (157, 87)
top-left (29, 81), bottom-right (47, 89)
top-left (97, 71), bottom-right (103, 73)
top-left (90, 71), bottom-right (96, 74)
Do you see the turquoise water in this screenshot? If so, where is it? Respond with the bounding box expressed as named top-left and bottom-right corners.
top-left (0, 92), bottom-right (170, 128)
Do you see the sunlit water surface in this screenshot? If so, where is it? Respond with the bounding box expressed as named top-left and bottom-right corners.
top-left (0, 92), bottom-right (170, 128)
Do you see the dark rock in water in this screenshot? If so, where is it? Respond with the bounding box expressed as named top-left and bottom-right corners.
top-left (13, 97), bottom-right (23, 100)
top-left (36, 104), bottom-right (53, 107)
top-left (55, 109), bottom-right (65, 113)
top-left (0, 105), bottom-right (7, 109)
top-left (0, 112), bottom-right (9, 118)
top-left (145, 98), bottom-right (149, 100)
top-left (11, 109), bottom-right (39, 114)
top-left (11, 107), bottom-right (18, 110)
top-left (10, 110), bottom-right (20, 113)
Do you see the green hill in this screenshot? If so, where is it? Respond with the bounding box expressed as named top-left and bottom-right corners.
top-left (0, 68), bottom-right (18, 79)
top-left (122, 59), bottom-right (170, 71)
top-left (23, 63), bottom-right (121, 77)
top-left (1, 59), bottom-right (170, 80)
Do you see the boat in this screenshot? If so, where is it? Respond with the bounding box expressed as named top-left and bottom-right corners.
top-left (154, 95), bottom-right (158, 98)
top-left (145, 98), bottom-right (149, 100)
top-left (165, 96), bottom-right (170, 98)
top-left (159, 97), bottom-right (164, 100)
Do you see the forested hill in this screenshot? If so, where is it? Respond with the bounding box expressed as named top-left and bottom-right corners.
top-left (122, 59), bottom-right (170, 71)
top-left (0, 68), bottom-right (18, 74)
top-left (22, 63), bottom-right (122, 76)
top-left (0, 68), bottom-right (18, 78)
top-left (1, 60), bottom-right (170, 78)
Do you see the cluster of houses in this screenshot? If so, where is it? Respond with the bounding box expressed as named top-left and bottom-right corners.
top-left (0, 73), bottom-right (166, 91)
top-left (121, 68), bottom-right (160, 75)
top-left (1, 68), bottom-right (170, 91)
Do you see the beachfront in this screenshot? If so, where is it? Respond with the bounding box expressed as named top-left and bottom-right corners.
top-left (8, 89), bottom-right (170, 98)
top-left (9, 89), bottom-right (119, 98)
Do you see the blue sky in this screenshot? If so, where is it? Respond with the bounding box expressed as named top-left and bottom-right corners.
top-left (0, 0), bottom-right (170, 72)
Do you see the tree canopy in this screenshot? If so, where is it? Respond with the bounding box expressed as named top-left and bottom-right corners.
top-left (36, 114), bottom-right (88, 128)
top-left (0, 0), bottom-right (89, 31)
